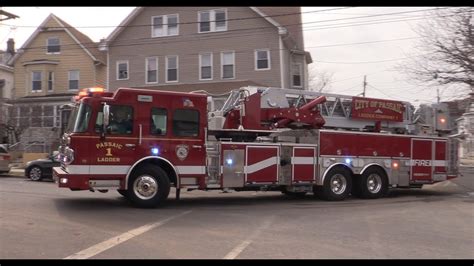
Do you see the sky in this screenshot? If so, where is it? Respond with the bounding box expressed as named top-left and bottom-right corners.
top-left (0, 6), bottom-right (470, 106)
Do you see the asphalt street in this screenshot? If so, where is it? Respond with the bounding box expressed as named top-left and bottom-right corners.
top-left (0, 167), bottom-right (472, 259)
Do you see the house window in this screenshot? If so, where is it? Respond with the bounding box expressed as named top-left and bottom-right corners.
top-left (292, 63), bottom-right (303, 88)
top-left (117, 61), bottom-right (129, 80)
top-left (152, 14), bottom-right (179, 37)
top-left (68, 70), bottom-right (80, 90)
top-left (47, 37), bottom-right (60, 53)
top-left (221, 51), bottom-right (235, 79)
top-left (173, 109), bottom-right (199, 137)
top-left (32, 71), bottom-right (42, 92)
top-left (146, 57), bottom-right (158, 84)
top-left (255, 49), bottom-right (270, 70)
top-left (199, 53), bottom-right (213, 80)
top-left (166, 56), bottom-right (178, 82)
top-left (198, 9), bottom-right (227, 33)
top-left (48, 72), bottom-right (54, 91)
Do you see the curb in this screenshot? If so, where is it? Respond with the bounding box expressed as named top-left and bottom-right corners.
top-left (8, 169), bottom-right (25, 177)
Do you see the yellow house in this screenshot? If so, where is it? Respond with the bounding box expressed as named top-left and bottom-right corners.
top-left (7, 14), bottom-right (106, 153)
top-left (10, 13), bottom-right (106, 98)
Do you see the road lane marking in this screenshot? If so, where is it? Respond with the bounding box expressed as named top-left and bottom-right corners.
top-left (223, 216), bottom-right (275, 259)
top-left (64, 210), bottom-right (192, 259)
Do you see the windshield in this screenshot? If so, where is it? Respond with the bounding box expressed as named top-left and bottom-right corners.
top-left (66, 103), bottom-right (92, 133)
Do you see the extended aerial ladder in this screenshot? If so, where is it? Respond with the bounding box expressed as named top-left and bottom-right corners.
top-left (207, 86), bottom-right (414, 138)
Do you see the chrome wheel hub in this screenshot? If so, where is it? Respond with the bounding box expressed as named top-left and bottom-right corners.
top-left (133, 175), bottom-right (158, 200)
top-left (330, 174), bottom-right (347, 195)
top-left (30, 168), bottom-right (41, 180)
top-left (367, 174), bottom-right (382, 194)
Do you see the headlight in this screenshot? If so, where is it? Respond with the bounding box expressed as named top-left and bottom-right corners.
top-left (63, 147), bottom-right (74, 165)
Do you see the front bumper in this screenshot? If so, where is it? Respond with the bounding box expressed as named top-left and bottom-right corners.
top-left (53, 167), bottom-right (124, 190)
top-left (53, 166), bottom-right (90, 190)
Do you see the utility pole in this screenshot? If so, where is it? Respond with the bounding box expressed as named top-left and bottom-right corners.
top-left (0, 8), bottom-right (19, 146)
top-left (362, 75), bottom-right (367, 97)
top-left (437, 88), bottom-right (440, 103)
top-left (0, 9), bottom-right (19, 21)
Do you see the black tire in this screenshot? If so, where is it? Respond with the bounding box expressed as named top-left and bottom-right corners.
top-left (318, 166), bottom-right (352, 201)
top-left (357, 168), bottom-right (388, 199)
top-left (28, 166), bottom-right (43, 181)
top-left (126, 164), bottom-right (170, 208)
top-left (117, 189), bottom-right (127, 197)
top-left (351, 175), bottom-right (362, 198)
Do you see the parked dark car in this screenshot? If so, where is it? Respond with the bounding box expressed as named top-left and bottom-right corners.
top-left (25, 152), bottom-right (61, 181)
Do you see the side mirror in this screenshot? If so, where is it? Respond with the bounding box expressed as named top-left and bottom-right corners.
top-left (103, 104), bottom-right (110, 127)
top-left (102, 103), bottom-right (110, 140)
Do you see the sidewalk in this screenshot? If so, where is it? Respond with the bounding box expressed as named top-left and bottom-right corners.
top-left (8, 167), bottom-right (25, 177)
top-left (460, 158), bottom-right (474, 168)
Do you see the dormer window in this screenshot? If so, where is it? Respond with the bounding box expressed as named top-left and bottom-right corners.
top-left (198, 9), bottom-right (227, 33)
top-left (47, 37), bottom-right (60, 54)
top-left (152, 14), bottom-right (179, 37)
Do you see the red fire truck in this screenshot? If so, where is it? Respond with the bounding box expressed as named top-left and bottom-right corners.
top-left (53, 86), bottom-right (458, 207)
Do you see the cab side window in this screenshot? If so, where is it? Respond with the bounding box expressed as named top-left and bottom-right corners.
top-left (151, 108), bottom-right (167, 135)
top-left (95, 105), bottom-right (133, 135)
top-left (173, 109), bottom-right (199, 137)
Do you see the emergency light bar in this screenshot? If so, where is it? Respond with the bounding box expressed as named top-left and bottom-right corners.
top-left (74, 87), bottom-right (105, 101)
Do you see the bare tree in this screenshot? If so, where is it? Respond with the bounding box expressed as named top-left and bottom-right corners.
top-left (308, 65), bottom-right (334, 92)
top-left (404, 7), bottom-right (473, 95)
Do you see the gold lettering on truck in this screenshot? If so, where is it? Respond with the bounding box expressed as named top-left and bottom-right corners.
top-left (96, 142), bottom-right (123, 163)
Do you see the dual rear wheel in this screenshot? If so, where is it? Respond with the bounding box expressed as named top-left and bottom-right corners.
top-left (315, 166), bottom-right (388, 201)
top-left (353, 168), bottom-right (388, 199)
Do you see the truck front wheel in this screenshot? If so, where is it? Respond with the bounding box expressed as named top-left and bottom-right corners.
top-left (127, 164), bottom-right (170, 208)
top-left (117, 189), bottom-right (127, 198)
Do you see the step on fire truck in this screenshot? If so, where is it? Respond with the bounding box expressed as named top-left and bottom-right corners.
top-left (53, 86), bottom-right (459, 208)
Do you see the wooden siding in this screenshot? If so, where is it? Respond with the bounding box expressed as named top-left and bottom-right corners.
top-left (108, 7), bottom-right (285, 92)
top-left (13, 17), bottom-right (105, 99)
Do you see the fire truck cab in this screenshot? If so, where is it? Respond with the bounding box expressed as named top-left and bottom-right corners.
top-left (53, 86), bottom-right (458, 208)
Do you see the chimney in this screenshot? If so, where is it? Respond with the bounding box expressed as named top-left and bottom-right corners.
top-left (7, 38), bottom-right (15, 55)
top-left (98, 38), bottom-right (107, 51)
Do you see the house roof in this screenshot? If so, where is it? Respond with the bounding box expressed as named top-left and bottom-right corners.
top-left (8, 14), bottom-right (105, 65)
top-left (129, 80), bottom-right (266, 95)
top-left (0, 64), bottom-right (13, 72)
top-left (53, 16), bottom-right (106, 64)
top-left (8, 93), bottom-right (76, 104)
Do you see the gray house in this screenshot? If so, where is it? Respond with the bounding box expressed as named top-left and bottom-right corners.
top-left (103, 7), bottom-right (312, 94)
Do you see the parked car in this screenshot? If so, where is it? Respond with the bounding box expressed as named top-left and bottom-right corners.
top-left (25, 152), bottom-right (61, 181)
top-left (0, 145), bottom-right (11, 174)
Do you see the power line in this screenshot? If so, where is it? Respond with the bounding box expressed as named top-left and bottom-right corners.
top-left (301, 7), bottom-right (452, 26)
top-left (0, 7), bottom-right (356, 28)
top-left (10, 11), bottom-right (466, 55)
top-left (4, 6), bottom-right (455, 31)
top-left (366, 84), bottom-right (403, 100)
top-left (9, 7), bottom-right (469, 55)
top-left (307, 36), bottom-right (420, 49)
top-left (302, 10), bottom-right (473, 31)
top-left (314, 53), bottom-right (434, 64)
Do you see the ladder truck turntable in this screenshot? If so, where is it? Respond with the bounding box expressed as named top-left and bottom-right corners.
top-left (53, 86), bottom-right (459, 208)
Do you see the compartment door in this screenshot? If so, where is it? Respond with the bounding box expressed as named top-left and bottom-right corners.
top-left (245, 146), bottom-right (279, 183)
top-left (292, 147), bottom-right (316, 183)
top-left (411, 139), bottom-right (433, 182)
